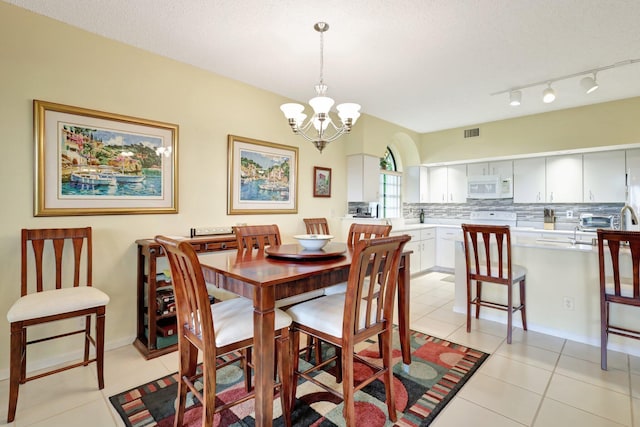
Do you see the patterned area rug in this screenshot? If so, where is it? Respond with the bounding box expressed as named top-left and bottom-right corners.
top-left (110, 330), bottom-right (488, 426)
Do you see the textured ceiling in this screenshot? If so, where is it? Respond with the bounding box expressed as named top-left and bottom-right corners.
top-left (5, 0), bottom-right (640, 133)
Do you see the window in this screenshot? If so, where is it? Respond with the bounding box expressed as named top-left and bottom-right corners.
top-left (379, 148), bottom-right (402, 218)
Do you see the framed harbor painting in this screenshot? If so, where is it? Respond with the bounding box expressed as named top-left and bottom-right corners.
top-left (34, 100), bottom-right (178, 216)
top-left (227, 134), bottom-right (298, 214)
top-left (313, 166), bottom-right (331, 197)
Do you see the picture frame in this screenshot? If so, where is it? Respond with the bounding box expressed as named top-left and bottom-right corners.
top-left (313, 166), bottom-right (332, 197)
top-left (34, 100), bottom-right (178, 216)
top-left (227, 134), bottom-right (298, 214)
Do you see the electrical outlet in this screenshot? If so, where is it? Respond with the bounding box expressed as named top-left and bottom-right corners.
top-left (566, 211), bottom-right (573, 218)
top-left (563, 296), bottom-right (575, 310)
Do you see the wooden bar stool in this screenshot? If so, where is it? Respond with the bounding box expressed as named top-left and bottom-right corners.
top-left (461, 223), bottom-right (527, 344)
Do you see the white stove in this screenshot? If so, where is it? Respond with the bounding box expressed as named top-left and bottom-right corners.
top-left (467, 211), bottom-right (518, 227)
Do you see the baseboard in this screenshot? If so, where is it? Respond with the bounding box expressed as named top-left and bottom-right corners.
top-left (0, 335), bottom-right (136, 381)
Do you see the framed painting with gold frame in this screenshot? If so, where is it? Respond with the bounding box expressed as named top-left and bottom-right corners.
top-left (227, 134), bottom-right (298, 214)
top-left (34, 100), bottom-right (178, 216)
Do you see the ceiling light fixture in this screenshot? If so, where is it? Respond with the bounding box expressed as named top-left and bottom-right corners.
top-left (509, 90), bottom-right (522, 106)
top-left (491, 58), bottom-right (640, 106)
top-left (280, 22), bottom-right (361, 153)
top-left (542, 84), bottom-right (556, 103)
top-left (580, 74), bottom-right (599, 94)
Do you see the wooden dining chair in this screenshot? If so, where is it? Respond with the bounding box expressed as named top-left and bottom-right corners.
top-left (155, 235), bottom-right (293, 427)
top-left (6, 227), bottom-right (109, 423)
top-left (303, 217), bottom-right (330, 235)
top-left (597, 229), bottom-right (640, 370)
top-left (285, 234), bottom-right (411, 426)
top-left (461, 223), bottom-right (527, 344)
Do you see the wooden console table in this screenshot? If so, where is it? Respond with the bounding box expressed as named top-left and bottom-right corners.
top-left (133, 234), bottom-right (237, 359)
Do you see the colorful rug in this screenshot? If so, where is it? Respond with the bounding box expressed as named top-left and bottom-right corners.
top-left (110, 330), bottom-right (488, 426)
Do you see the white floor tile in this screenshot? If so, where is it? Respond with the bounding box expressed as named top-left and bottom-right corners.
top-left (431, 396), bottom-right (525, 427)
top-left (480, 353), bottom-right (552, 394)
top-left (495, 340), bottom-right (560, 371)
top-left (555, 354), bottom-right (630, 395)
top-left (546, 373), bottom-right (631, 425)
top-left (535, 397), bottom-right (626, 427)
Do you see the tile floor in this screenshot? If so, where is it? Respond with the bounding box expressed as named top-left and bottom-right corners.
top-left (2, 271), bottom-right (639, 426)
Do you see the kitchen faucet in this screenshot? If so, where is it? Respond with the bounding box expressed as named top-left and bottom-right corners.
top-left (620, 204), bottom-right (639, 230)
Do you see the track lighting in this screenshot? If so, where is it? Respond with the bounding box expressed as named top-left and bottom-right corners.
top-left (509, 90), bottom-right (521, 106)
top-left (580, 74), bottom-right (599, 94)
top-left (491, 58), bottom-right (639, 106)
top-left (542, 84), bottom-right (556, 103)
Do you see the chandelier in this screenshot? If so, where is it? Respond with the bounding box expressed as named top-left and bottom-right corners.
top-left (280, 22), bottom-right (361, 153)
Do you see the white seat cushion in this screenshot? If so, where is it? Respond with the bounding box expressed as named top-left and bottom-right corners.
top-left (205, 282), bottom-right (240, 302)
top-left (286, 293), bottom-right (378, 339)
top-left (468, 264), bottom-right (527, 283)
top-left (210, 297), bottom-right (292, 348)
top-left (323, 277), bottom-right (375, 296)
top-left (7, 287), bottom-right (110, 323)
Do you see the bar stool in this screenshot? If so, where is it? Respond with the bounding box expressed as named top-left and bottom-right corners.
top-left (597, 229), bottom-right (640, 370)
top-left (461, 223), bottom-right (527, 344)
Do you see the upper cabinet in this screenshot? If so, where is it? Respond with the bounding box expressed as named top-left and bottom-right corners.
top-left (546, 154), bottom-right (583, 203)
top-left (428, 165), bottom-right (467, 203)
top-left (347, 154), bottom-right (380, 202)
top-left (513, 157), bottom-right (545, 203)
top-left (583, 150), bottom-right (625, 202)
top-left (467, 160), bottom-right (513, 178)
top-left (405, 166), bottom-right (428, 203)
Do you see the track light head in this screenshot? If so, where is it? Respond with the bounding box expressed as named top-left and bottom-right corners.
top-left (580, 75), bottom-right (599, 94)
top-left (509, 90), bottom-right (522, 106)
top-left (542, 84), bottom-right (556, 103)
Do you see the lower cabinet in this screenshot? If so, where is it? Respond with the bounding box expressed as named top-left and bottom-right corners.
top-left (436, 227), bottom-right (460, 270)
top-left (392, 227), bottom-right (436, 274)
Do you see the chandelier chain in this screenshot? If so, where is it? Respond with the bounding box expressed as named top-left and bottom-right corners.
top-left (319, 28), bottom-right (324, 87)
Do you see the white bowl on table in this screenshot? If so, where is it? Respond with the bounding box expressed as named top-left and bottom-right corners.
top-left (293, 234), bottom-right (334, 250)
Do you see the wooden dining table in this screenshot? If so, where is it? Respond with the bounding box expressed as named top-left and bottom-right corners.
top-left (198, 242), bottom-right (411, 427)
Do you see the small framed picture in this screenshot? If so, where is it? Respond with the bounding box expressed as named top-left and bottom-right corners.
top-left (313, 166), bottom-right (331, 198)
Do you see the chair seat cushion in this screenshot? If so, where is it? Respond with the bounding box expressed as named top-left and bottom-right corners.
top-left (323, 277), bottom-right (375, 296)
top-left (286, 293), bottom-right (377, 339)
top-left (7, 287), bottom-right (110, 322)
top-left (469, 264), bottom-right (527, 283)
top-left (211, 297), bottom-right (292, 348)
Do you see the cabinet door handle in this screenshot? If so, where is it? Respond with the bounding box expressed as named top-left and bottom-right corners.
top-left (550, 192), bottom-right (554, 202)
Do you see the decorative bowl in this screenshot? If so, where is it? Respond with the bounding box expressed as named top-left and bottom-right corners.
top-left (293, 234), bottom-right (334, 250)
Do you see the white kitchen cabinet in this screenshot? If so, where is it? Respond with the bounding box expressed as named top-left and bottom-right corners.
top-left (513, 157), bottom-right (545, 203)
top-left (405, 166), bottom-right (428, 203)
top-left (467, 160), bottom-right (513, 178)
top-left (583, 150), bottom-right (625, 202)
top-left (347, 154), bottom-right (380, 201)
top-left (429, 165), bottom-right (467, 203)
top-left (436, 227), bottom-right (459, 270)
top-left (546, 154), bottom-right (583, 203)
top-left (391, 227), bottom-right (435, 274)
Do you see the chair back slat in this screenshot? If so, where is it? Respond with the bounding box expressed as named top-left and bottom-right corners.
top-left (462, 224), bottom-right (512, 285)
top-left (155, 236), bottom-right (215, 350)
top-left (235, 224), bottom-right (281, 252)
top-left (346, 223), bottom-right (392, 247)
top-left (598, 230), bottom-right (640, 301)
top-left (344, 235), bottom-right (410, 338)
top-left (21, 227), bottom-right (92, 296)
top-left (303, 218), bottom-right (330, 235)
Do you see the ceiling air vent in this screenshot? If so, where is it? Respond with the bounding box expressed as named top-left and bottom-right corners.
top-left (464, 128), bottom-right (480, 138)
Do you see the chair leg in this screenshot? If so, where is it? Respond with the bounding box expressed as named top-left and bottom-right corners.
top-left (277, 328), bottom-right (292, 427)
top-left (335, 347), bottom-right (343, 383)
top-left (83, 314), bottom-right (91, 366)
top-left (201, 355), bottom-right (216, 427)
top-left (381, 329), bottom-right (397, 422)
top-left (7, 322), bottom-right (22, 423)
top-left (96, 309), bottom-right (106, 389)
top-left (466, 278), bottom-right (472, 333)
top-left (174, 342), bottom-right (197, 427)
top-left (20, 327), bottom-right (27, 383)
top-left (288, 330), bottom-right (301, 421)
top-left (475, 281), bottom-right (482, 319)
top-left (601, 300), bottom-right (609, 370)
top-left (243, 348), bottom-right (253, 392)
top-left (520, 279), bottom-right (527, 331)
top-left (507, 283), bottom-right (513, 344)
top-left (341, 343), bottom-right (355, 426)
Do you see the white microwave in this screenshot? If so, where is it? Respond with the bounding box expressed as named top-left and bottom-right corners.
top-left (467, 175), bottom-right (513, 199)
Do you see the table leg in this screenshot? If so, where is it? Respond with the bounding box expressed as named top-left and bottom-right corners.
top-left (398, 254), bottom-right (411, 365)
top-left (253, 287), bottom-right (276, 427)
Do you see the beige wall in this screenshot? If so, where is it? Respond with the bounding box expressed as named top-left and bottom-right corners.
top-left (420, 97), bottom-right (640, 164)
top-left (0, 3), bottom-right (419, 377)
